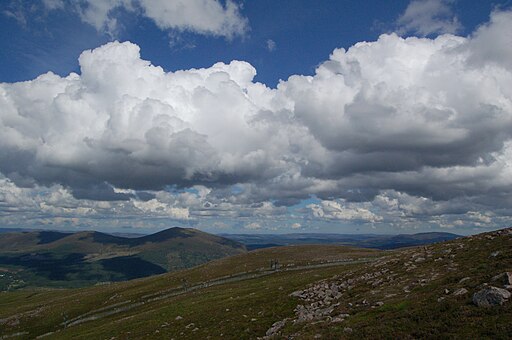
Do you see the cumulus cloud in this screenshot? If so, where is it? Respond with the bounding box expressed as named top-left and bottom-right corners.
top-left (396, 0), bottom-right (462, 36)
top-left (306, 200), bottom-right (383, 223)
top-left (40, 0), bottom-right (248, 38)
top-left (244, 222), bottom-right (262, 230)
top-left (2, 9), bottom-right (512, 231)
top-left (132, 199), bottom-right (190, 219)
top-left (0, 176), bottom-right (190, 223)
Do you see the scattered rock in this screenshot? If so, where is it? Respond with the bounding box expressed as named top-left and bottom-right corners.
top-left (265, 319), bottom-right (287, 337)
top-left (344, 327), bottom-right (353, 333)
top-left (491, 272), bottom-right (512, 286)
top-left (331, 316), bottom-right (345, 323)
top-left (490, 251), bottom-right (500, 257)
top-left (458, 277), bottom-right (470, 284)
top-left (453, 288), bottom-right (468, 296)
top-left (290, 290), bottom-right (302, 297)
top-left (505, 272), bottom-right (512, 285)
top-left (175, 316), bottom-right (183, 320)
top-left (473, 286), bottom-right (511, 307)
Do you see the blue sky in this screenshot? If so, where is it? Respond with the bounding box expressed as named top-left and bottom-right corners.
top-left (1, 0), bottom-right (512, 235)
top-left (1, 1), bottom-right (507, 86)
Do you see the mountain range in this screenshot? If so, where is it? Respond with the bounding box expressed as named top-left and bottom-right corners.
top-left (0, 227), bottom-right (245, 290)
top-left (222, 231), bottom-right (461, 250)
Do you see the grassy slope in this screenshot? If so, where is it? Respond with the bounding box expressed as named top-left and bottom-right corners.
top-left (0, 245), bottom-right (380, 339)
top-left (281, 228), bottom-right (512, 339)
top-left (0, 229), bottom-right (511, 339)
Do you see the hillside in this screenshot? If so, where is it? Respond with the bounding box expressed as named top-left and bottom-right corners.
top-left (0, 228), bottom-right (510, 339)
top-left (0, 228), bottom-right (246, 290)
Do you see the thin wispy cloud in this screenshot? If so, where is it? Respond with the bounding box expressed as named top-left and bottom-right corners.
top-left (266, 39), bottom-right (276, 52)
top-left (14, 0), bottom-right (250, 39)
top-left (396, 0), bottom-right (462, 36)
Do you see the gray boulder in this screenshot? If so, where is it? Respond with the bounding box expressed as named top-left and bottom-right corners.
top-left (473, 286), bottom-right (511, 307)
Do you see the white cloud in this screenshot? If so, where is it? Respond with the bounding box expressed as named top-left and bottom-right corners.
top-left (467, 9), bottom-right (512, 70)
top-left (466, 211), bottom-right (492, 224)
top-left (42, 0), bottom-right (248, 38)
top-left (244, 222), bottom-right (262, 230)
top-left (73, 0), bottom-right (129, 36)
top-left (138, 0), bottom-right (248, 39)
top-left (291, 222), bottom-right (301, 229)
top-left (396, 0), bottom-right (462, 36)
top-left (266, 39), bottom-right (276, 52)
top-left (132, 199), bottom-right (190, 219)
top-left (307, 200), bottom-right (383, 223)
top-left (42, 0), bottom-right (64, 10)
top-left (0, 176), bottom-right (191, 223)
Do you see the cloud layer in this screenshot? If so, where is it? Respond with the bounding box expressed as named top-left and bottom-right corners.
top-left (1, 10), bottom-right (512, 232)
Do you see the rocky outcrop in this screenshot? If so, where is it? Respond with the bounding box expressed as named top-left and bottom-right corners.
top-left (473, 286), bottom-right (511, 307)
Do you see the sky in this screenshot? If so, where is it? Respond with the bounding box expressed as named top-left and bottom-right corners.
top-left (1, 0), bottom-right (512, 235)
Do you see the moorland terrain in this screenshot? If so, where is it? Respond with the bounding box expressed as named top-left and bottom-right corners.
top-left (0, 227), bottom-right (510, 339)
